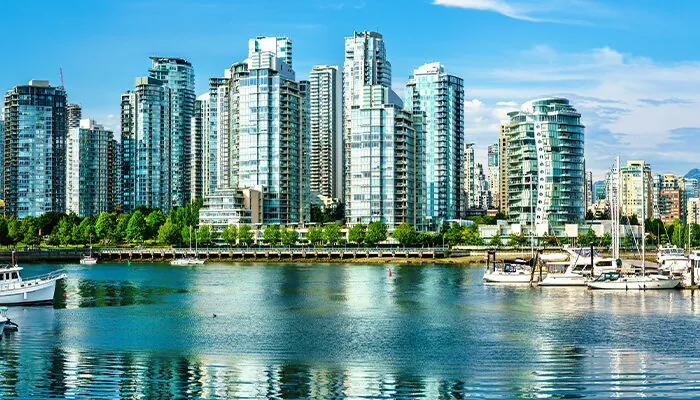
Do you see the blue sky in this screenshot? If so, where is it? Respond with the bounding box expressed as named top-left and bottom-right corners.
top-left (3, 0), bottom-right (700, 179)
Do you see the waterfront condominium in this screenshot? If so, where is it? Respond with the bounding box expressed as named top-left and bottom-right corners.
top-left (405, 63), bottom-right (464, 223)
top-left (66, 119), bottom-right (118, 217)
top-left (309, 65), bottom-right (343, 200)
top-left (232, 36), bottom-right (302, 224)
top-left (463, 143), bottom-right (475, 211)
top-left (3, 80), bottom-right (67, 218)
top-left (0, 118), bottom-right (3, 200)
top-left (487, 143), bottom-right (499, 210)
top-left (299, 80), bottom-right (311, 223)
top-left (498, 123), bottom-right (509, 213)
top-left (149, 57), bottom-right (195, 206)
top-left (347, 85), bottom-right (425, 229)
top-left (504, 98), bottom-right (585, 229)
top-left (190, 93), bottom-right (209, 200)
top-left (121, 77), bottom-right (172, 212)
top-left (619, 160), bottom-right (653, 219)
top-left (201, 77), bottom-right (229, 196)
top-left (343, 31), bottom-right (394, 216)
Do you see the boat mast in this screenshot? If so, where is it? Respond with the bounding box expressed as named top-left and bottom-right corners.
top-left (613, 155), bottom-right (620, 261)
top-left (641, 164), bottom-right (645, 274)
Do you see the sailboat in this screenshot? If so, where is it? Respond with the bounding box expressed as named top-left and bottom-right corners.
top-left (171, 226), bottom-right (205, 266)
top-left (588, 156), bottom-right (680, 290)
top-left (80, 234), bottom-right (97, 265)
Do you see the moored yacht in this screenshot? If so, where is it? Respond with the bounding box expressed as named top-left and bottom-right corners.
top-left (656, 244), bottom-right (688, 276)
top-left (170, 257), bottom-right (205, 266)
top-left (539, 247), bottom-right (616, 286)
top-left (483, 258), bottom-right (539, 284)
top-left (0, 262), bottom-right (67, 305)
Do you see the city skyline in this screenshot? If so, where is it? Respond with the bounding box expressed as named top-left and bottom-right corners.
top-left (2, 1), bottom-right (700, 179)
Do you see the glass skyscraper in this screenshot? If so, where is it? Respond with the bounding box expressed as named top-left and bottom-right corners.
top-left (121, 77), bottom-right (172, 212)
top-left (405, 63), bottom-right (464, 222)
top-left (505, 98), bottom-right (585, 228)
top-left (3, 80), bottom-right (67, 218)
top-left (234, 36), bottom-right (302, 224)
top-left (149, 57), bottom-right (195, 206)
top-left (66, 119), bottom-right (117, 217)
top-left (309, 65), bottom-right (343, 200)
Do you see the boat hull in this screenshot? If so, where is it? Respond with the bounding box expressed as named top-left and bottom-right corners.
top-left (587, 277), bottom-right (680, 290)
top-left (0, 278), bottom-right (61, 305)
top-left (80, 259), bottom-right (97, 265)
top-left (483, 272), bottom-right (537, 284)
top-left (539, 274), bottom-right (588, 286)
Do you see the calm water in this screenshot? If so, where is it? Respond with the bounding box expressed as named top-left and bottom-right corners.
top-left (2, 262), bottom-right (700, 398)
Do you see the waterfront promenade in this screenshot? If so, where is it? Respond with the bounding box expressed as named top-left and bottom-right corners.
top-left (0, 246), bottom-right (623, 263)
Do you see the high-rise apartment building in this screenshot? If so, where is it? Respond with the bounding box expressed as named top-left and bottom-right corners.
top-left (299, 80), bottom-right (311, 223)
top-left (235, 37), bottom-right (302, 224)
top-left (617, 160), bottom-right (653, 219)
top-left (66, 119), bottom-right (118, 216)
top-left (659, 174), bottom-right (684, 224)
top-left (585, 170), bottom-right (594, 211)
top-left (121, 77), bottom-right (172, 212)
top-left (190, 94), bottom-right (208, 200)
top-left (343, 31), bottom-right (393, 215)
top-left (405, 62), bottom-right (464, 223)
top-left (474, 163), bottom-right (490, 210)
top-left (149, 57), bottom-right (195, 206)
top-left (0, 117), bottom-right (4, 200)
top-left (504, 98), bottom-right (585, 228)
top-left (67, 103), bottom-right (82, 129)
top-left (308, 65), bottom-right (343, 200)
top-left (593, 180), bottom-right (606, 201)
top-left (652, 174), bottom-right (662, 219)
top-left (4, 80), bottom-right (67, 218)
top-left (487, 143), bottom-right (499, 209)
top-left (464, 143), bottom-right (475, 210)
top-left (688, 197), bottom-right (700, 225)
top-left (347, 85), bottom-right (424, 229)
top-left (498, 123), bottom-right (509, 213)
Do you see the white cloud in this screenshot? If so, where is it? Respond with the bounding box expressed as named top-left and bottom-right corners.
top-left (456, 46), bottom-right (700, 178)
top-left (432, 0), bottom-right (617, 25)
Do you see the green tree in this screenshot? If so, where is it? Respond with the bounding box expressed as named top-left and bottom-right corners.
top-left (622, 233), bottom-right (633, 249)
top-left (323, 223), bottom-right (342, 246)
top-left (221, 225), bottom-right (238, 248)
top-left (197, 225), bottom-right (213, 246)
top-left (507, 232), bottom-right (527, 246)
top-left (462, 225), bottom-right (483, 246)
top-left (559, 236), bottom-right (571, 245)
top-left (95, 212), bottom-right (116, 244)
top-left (281, 228), bottom-right (298, 246)
top-left (579, 229), bottom-right (597, 247)
top-left (392, 223), bottom-right (417, 247)
top-left (114, 214), bottom-right (130, 244)
top-left (488, 234), bottom-right (502, 247)
top-left (7, 218), bottom-right (21, 245)
top-left (157, 218), bottom-right (180, 245)
top-left (126, 211), bottom-right (147, 243)
top-left (20, 217), bottom-right (41, 246)
top-left (542, 234), bottom-right (559, 246)
top-left (238, 224), bottom-right (255, 247)
top-left (78, 217), bottom-right (96, 245)
top-left (365, 221), bottom-right (388, 246)
top-left (444, 223), bottom-right (463, 246)
top-left (262, 224), bottom-right (281, 246)
top-left (145, 210), bottom-right (166, 240)
top-left (600, 232), bottom-right (612, 247)
top-left (181, 226), bottom-right (192, 247)
top-left (306, 226), bottom-right (323, 246)
top-left (348, 224), bottom-right (367, 246)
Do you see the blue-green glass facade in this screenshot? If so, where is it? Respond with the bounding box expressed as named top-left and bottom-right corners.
top-left (506, 98), bottom-right (585, 227)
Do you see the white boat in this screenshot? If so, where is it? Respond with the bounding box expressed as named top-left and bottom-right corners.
top-left (539, 247), bottom-right (617, 287)
top-left (0, 307), bottom-right (17, 332)
top-left (0, 263), bottom-right (67, 305)
top-left (586, 156), bottom-right (680, 290)
top-left (170, 257), bottom-right (205, 266)
top-left (656, 244), bottom-right (688, 275)
top-left (80, 255), bottom-right (97, 265)
top-left (483, 258), bottom-right (539, 284)
top-left (587, 272), bottom-right (680, 290)
top-left (171, 226), bottom-right (206, 266)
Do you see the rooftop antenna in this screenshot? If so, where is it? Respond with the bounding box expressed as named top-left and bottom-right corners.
top-left (59, 68), bottom-right (65, 90)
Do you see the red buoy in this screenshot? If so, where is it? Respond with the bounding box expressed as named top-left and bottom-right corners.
top-left (388, 268), bottom-right (393, 277)
top-left (63, 293), bottom-right (67, 299)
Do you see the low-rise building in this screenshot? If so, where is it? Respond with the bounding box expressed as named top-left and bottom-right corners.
top-left (198, 187), bottom-right (263, 234)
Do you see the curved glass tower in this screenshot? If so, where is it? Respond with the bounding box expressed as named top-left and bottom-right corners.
top-left (505, 98), bottom-right (585, 228)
